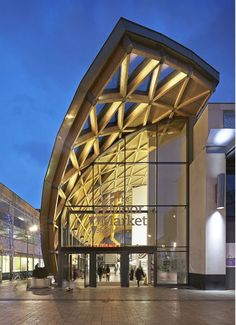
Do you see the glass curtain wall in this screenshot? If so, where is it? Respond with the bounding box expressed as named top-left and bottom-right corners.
top-left (62, 118), bottom-right (188, 283)
top-left (0, 195), bottom-right (43, 279)
top-left (63, 119), bottom-right (188, 251)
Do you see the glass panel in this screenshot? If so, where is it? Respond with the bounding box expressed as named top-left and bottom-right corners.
top-left (125, 126), bottom-right (157, 163)
top-left (129, 253), bottom-right (148, 287)
top-left (34, 258), bottom-right (40, 268)
top-left (93, 213), bottom-right (125, 247)
top-left (224, 110), bottom-right (235, 128)
top-left (2, 256), bottom-right (10, 273)
top-left (157, 207), bottom-right (187, 246)
top-left (124, 209), bottom-right (156, 247)
top-left (21, 257), bottom-right (27, 271)
top-left (96, 254), bottom-right (120, 285)
top-left (93, 163), bottom-right (124, 207)
top-left (157, 164), bottom-right (187, 205)
top-left (13, 256), bottom-right (21, 272)
top-left (39, 259), bottom-right (44, 267)
top-left (125, 164), bottom-right (148, 204)
top-left (158, 119), bottom-right (187, 162)
top-left (157, 251), bottom-right (187, 284)
top-left (28, 258), bottom-right (33, 271)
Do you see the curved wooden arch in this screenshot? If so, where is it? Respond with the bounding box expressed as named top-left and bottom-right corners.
top-left (40, 18), bottom-right (219, 273)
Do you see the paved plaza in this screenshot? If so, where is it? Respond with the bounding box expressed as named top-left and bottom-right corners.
top-left (0, 281), bottom-right (234, 324)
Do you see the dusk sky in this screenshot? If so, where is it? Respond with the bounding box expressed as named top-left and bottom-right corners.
top-left (0, 0), bottom-right (234, 208)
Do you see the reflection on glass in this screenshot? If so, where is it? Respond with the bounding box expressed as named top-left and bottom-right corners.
top-left (157, 164), bottom-right (187, 205)
top-left (158, 119), bottom-right (187, 162)
top-left (157, 207), bottom-right (187, 246)
top-left (157, 251), bottom-right (187, 284)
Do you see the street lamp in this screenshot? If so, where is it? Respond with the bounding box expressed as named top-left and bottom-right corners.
top-left (26, 224), bottom-right (38, 279)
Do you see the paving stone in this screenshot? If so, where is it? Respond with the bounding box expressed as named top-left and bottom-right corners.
top-left (0, 281), bottom-right (234, 324)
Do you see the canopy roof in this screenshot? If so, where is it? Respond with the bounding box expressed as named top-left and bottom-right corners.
top-left (40, 18), bottom-right (219, 273)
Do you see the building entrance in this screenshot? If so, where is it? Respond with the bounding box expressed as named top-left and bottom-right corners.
top-left (58, 248), bottom-right (157, 288)
top-left (96, 253), bottom-right (120, 286)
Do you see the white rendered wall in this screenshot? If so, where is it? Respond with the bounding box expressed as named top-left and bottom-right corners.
top-left (190, 150), bottom-right (226, 275)
top-left (205, 153), bottom-right (226, 274)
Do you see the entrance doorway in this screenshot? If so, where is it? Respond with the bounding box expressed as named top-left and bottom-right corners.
top-left (67, 253), bottom-right (90, 288)
top-left (96, 253), bottom-right (120, 286)
top-left (59, 249), bottom-right (158, 288)
top-left (129, 253), bottom-right (154, 287)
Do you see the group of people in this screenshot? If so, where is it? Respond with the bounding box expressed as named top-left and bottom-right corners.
top-left (97, 264), bottom-right (146, 287)
top-left (97, 265), bottom-right (111, 282)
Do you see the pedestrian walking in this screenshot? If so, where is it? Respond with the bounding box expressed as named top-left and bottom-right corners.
top-left (97, 265), bottom-right (103, 282)
top-left (135, 265), bottom-right (145, 287)
top-left (105, 265), bottom-right (110, 282)
top-left (129, 268), bottom-right (134, 281)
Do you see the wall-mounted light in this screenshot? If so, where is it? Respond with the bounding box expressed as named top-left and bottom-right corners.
top-left (216, 173), bottom-right (225, 210)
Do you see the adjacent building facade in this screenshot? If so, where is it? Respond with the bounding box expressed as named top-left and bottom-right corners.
top-left (40, 19), bottom-right (235, 289)
top-left (0, 183), bottom-right (43, 280)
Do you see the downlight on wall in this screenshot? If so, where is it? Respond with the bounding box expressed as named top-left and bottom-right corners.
top-left (216, 173), bottom-right (225, 210)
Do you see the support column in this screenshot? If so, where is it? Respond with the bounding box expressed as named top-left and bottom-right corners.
top-left (120, 253), bottom-right (129, 287)
top-left (153, 252), bottom-right (158, 287)
top-left (89, 252), bottom-right (96, 287)
top-left (189, 151), bottom-right (226, 289)
top-left (58, 251), bottom-right (63, 287)
top-left (57, 213), bottom-right (63, 287)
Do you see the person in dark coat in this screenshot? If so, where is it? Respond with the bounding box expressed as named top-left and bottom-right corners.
top-left (105, 265), bottom-right (110, 282)
top-left (97, 265), bottom-right (103, 282)
top-left (73, 267), bottom-right (77, 281)
top-left (129, 268), bottom-right (134, 281)
top-left (135, 266), bottom-right (145, 287)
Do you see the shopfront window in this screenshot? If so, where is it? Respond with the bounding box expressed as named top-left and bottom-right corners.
top-left (28, 258), bottom-right (33, 271)
top-left (13, 256), bottom-right (21, 272)
top-left (2, 255), bottom-right (10, 273)
top-left (21, 257), bottom-right (27, 271)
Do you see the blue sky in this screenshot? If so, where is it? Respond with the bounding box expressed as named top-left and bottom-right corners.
top-left (0, 0), bottom-right (234, 208)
